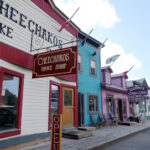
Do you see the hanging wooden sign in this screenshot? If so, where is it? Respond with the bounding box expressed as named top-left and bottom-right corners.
top-left (32, 46), bottom-right (77, 78)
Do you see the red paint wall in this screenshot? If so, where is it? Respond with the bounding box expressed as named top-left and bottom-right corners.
top-left (0, 42), bottom-right (33, 69)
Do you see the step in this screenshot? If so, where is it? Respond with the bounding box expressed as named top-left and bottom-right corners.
top-left (78, 126), bottom-right (96, 132)
top-left (62, 128), bottom-right (92, 139)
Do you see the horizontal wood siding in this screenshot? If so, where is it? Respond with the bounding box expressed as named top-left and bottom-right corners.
top-left (0, 59), bottom-right (49, 135)
top-left (1, 0), bottom-right (76, 54)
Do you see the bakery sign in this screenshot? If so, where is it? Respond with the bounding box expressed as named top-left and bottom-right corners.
top-left (32, 46), bottom-right (77, 78)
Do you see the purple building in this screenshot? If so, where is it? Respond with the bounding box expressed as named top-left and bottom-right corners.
top-left (101, 66), bottom-right (129, 122)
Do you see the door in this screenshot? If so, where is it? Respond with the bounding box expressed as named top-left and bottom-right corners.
top-left (63, 87), bottom-right (74, 127)
top-left (78, 93), bottom-right (84, 126)
top-left (118, 100), bottom-right (123, 121)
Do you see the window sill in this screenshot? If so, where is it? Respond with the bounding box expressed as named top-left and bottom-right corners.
top-left (0, 128), bottom-right (21, 138)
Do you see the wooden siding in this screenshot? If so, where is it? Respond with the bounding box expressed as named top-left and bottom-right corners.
top-left (0, 0), bottom-right (76, 55)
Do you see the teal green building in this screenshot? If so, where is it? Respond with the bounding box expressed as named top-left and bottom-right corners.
top-left (78, 31), bottom-right (103, 126)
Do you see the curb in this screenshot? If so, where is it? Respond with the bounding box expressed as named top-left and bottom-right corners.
top-left (89, 126), bottom-right (150, 150)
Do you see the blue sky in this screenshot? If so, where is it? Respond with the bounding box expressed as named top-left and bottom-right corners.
top-left (54, 0), bottom-right (150, 85)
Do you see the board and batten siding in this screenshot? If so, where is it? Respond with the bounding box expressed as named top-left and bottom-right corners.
top-left (0, 0), bottom-right (76, 55)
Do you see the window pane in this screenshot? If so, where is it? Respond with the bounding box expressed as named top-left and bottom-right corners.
top-left (90, 60), bottom-right (96, 68)
top-left (0, 74), bottom-right (20, 131)
top-left (78, 54), bottom-right (82, 72)
top-left (91, 68), bottom-right (96, 76)
top-left (122, 78), bottom-right (126, 88)
top-left (64, 90), bottom-right (72, 106)
top-left (90, 60), bottom-right (96, 76)
top-left (106, 72), bottom-right (110, 84)
top-left (89, 95), bottom-right (98, 113)
top-left (78, 63), bottom-right (81, 71)
top-left (50, 85), bottom-right (59, 126)
top-left (78, 54), bottom-right (82, 63)
top-left (107, 97), bottom-right (113, 114)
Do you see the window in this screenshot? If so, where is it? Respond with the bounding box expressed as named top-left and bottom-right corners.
top-left (64, 90), bottom-right (72, 106)
top-left (50, 85), bottom-right (59, 127)
top-left (122, 78), bottom-right (126, 88)
top-left (0, 68), bottom-right (24, 138)
top-left (107, 96), bottom-right (114, 115)
top-left (88, 95), bottom-right (98, 114)
top-left (78, 54), bottom-right (82, 72)
top-left (105, 72), bottom-right (110, 84)
top-left (129, 101), bottom-right (134, 116)
top-left (90, 59), bottom-right (96, 76)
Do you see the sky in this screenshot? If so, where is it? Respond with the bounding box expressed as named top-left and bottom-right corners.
top-left (54, 0), bottom-right (150, 86)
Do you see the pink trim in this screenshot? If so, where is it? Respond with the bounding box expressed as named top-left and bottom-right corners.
top-left (31, 0), bottom-right (78, 38)
top-left (0, 67), bottom-right (24, 138)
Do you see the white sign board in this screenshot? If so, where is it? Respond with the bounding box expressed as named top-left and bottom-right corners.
top-left (0, 0), bottom-right (76, 54)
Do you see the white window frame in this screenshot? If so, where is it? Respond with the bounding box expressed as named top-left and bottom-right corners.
top-left (90, 59), bottom-right (97, 77)
top-left (78, 54), bottom-right (82, 72)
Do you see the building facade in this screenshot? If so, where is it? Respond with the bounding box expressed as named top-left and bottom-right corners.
top-left (101, 66), bottom-right (129, 122)
top-left (78, 31), bottom-right (102, 126)
top-left (127, 78), bottom-right (150, 117)
top-left (0, 0), bottom-right (78, 147)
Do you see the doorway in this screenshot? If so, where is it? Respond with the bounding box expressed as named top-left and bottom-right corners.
top-left (62, 87), bottom-right (74, 127)
top-left (118, 100), bottom-right (123, 121)
top-left (78, 93), bottom-right (84, 126)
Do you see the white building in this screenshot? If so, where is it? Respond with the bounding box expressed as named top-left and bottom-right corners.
top-left (0, 0), bottom-right (79, 148)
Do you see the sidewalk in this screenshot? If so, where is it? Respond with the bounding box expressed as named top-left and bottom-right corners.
top-left (18, 120), bottom-right (150, 150)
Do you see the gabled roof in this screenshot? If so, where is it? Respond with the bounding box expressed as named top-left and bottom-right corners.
top-left (101, 66), bottom-right (113, 73)
top-left (111, 73), bottom-right (128, 79)
top-left (50, 0), bottom-right (79, 31)
top-left (78, 31), bottom-right (103, 48)
top-left (50, 0), bottom-right (103, 48)
top-left (127, 78), bottom-right (149, 88)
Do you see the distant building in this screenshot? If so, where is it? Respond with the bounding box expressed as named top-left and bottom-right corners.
top-left (101, 66), bottom-right (129, 122)
top-left (127, 78), bottom-right (150, 117)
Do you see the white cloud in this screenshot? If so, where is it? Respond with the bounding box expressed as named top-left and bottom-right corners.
top-left (146, 79), bottom-right (150, 87)
top-left (53, 0), bottom-right (120, 31)
top-left (101, 40), bottom-right (142, 74)
top-left (53, 0), bottom-right (142, 78)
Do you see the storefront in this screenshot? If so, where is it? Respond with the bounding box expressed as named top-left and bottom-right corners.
top-left (101, 66), bottom-right (129, 122)
top-left (0, 0), bottom-right (78, 148)
top-left (127, 79), bottom-right (149, 117)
